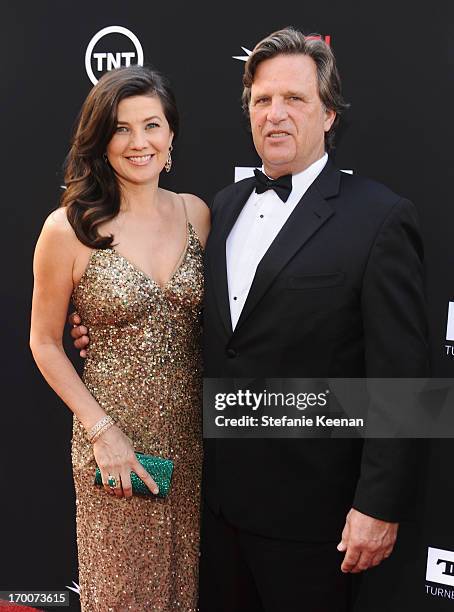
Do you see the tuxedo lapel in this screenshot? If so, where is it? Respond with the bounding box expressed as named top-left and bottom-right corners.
top-left (234, 161), bottom-right (340, 333)
top-left (208, 177), bottom-right (256, 334)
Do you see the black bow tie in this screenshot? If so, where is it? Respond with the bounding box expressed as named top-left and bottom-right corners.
top-left (253, 169), bottom-right (292, 202)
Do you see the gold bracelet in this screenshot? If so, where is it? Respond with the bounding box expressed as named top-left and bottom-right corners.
top-left (86, 415), bottom-right (114, 442)
top-left (91, 420), bottom-right (115, 443)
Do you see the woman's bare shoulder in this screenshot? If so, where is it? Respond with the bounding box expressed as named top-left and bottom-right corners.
top-left (42, 207), bottom-right (74, 235)
top-left (38, 207), bottom-right (84, 256)
top-left (179, 192), bottom-right (209, 213)
top-left (179, 193), bottom-right (210, 246)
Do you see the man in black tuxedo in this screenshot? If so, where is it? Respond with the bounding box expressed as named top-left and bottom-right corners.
top-left (198, 27), bottom-right (428, 612)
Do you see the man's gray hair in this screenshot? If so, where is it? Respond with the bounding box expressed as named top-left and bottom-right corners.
top-left (242, 27), bottom-right (350, 151)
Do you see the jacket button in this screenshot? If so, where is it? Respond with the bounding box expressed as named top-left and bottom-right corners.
top-left (226, 348), bottom-right (237, 358)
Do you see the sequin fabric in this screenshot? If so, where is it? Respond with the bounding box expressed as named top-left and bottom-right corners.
top-left (71, 222), bottom-right (203, 612)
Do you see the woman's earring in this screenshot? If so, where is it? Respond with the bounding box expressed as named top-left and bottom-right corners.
top-left (165, 145), bottom-right (173, 173)
top-left (103, 153), bottom-right (108, 163)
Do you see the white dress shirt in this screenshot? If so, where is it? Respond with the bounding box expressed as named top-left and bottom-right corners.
top-left (226, 153), bottom-right (328, 329)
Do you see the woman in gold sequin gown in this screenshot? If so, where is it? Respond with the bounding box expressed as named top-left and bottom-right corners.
top-left (30, 67), bottom-right (210, 611)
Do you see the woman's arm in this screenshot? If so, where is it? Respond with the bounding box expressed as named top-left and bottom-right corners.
top-left (30, 209), bottom-right (159, 498)
top-left (30, 209), bottom-right (106, 430)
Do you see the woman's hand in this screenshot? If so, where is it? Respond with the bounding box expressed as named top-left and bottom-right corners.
top-left (93, 425), bottom-right (159, 499)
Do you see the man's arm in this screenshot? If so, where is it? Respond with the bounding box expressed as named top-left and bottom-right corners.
top-left (339, 197), bottom-right (429, 572)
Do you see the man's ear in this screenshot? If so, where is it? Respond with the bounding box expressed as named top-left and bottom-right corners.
top-left (324, 108), bottom-right (336, 132)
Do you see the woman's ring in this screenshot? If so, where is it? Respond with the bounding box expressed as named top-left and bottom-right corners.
top-left (107, 475), bottom-right (118, 488)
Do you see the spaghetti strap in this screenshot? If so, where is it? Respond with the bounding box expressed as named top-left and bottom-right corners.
top-left (180, 194), bottom-right (189, 223)
top-left (178, 193), bottom-right (205, 251)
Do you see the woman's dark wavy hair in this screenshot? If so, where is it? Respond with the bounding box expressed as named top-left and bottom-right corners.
top-left (61, 65), bottom-right (179, 248)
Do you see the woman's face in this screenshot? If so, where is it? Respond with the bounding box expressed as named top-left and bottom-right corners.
top-left (105, 94), bottom-right (173, 186)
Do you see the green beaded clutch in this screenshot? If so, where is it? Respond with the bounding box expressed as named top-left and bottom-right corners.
top-left (94, 452), bottom-right (174, 498)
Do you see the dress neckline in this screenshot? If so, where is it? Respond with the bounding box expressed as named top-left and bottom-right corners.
top-left (73, 223), bottom-right (199, 296)
top-left (107, 220), bottom-right (190, 292)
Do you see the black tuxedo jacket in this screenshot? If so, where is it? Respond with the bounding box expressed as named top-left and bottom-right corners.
top-left (202, 159), bottom-right (429, 541)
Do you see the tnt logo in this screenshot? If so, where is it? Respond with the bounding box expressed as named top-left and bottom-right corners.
top-left (426, 547), bottom-right (454, 587)
top-left (85, 26), bottom-right (144, 85)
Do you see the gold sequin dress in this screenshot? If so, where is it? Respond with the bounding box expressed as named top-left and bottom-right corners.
top-left (71, 217), bottom-right (203, 612)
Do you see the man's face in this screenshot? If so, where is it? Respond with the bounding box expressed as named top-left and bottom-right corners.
top-left (249, 53), bottom-right (336, 178)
